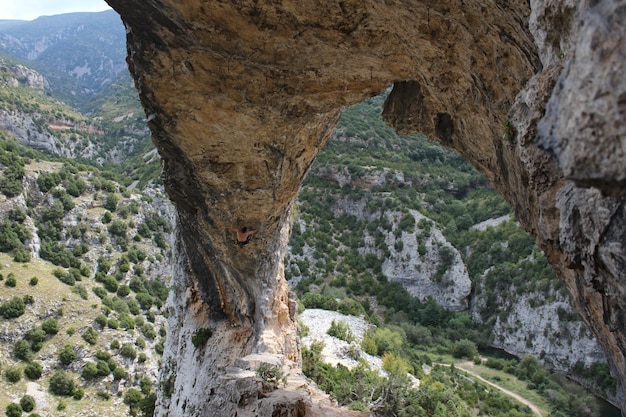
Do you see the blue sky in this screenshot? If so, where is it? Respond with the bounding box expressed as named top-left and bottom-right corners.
top-left (0, 0), bottom-right (111, 21)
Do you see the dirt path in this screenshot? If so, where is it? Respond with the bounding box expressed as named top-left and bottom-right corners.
top-left (439, 362), bottom-right (544, 417)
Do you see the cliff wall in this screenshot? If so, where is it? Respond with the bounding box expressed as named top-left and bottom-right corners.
top-left (105, 0), bottom-right (626, 414)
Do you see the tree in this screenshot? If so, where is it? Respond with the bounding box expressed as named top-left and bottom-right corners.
top-left (452, 339), bottom-right (478, 359)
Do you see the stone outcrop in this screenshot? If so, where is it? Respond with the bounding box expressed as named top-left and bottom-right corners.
top-left (105, 0), bottom-right (626, 414)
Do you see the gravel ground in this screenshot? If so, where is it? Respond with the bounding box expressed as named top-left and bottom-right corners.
top-left (470, 214), bottom-right (511, 231)
top-left (299, 309), bottom-right (386, 376)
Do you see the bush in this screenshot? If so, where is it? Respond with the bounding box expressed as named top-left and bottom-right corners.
top-left (191, 328), bottom-right (213, 348)
top-left (58, 345), bottom-right (76, 365)
top-left (124, 388), bottom-right (143, 414)
top-left (113, 367), bottom-right (126, 381)
top-left (104, 194), bottom-right (118, 212)
top-left (82, 362), bottom-right (99, 380)
top-left (5, 366), bottom-right (22, 383)
top-left (42, 318), bottom-right (59, 335)
top-left (120, 343), bottom-right (137, 360)
top-left (20, 395), bottom-right (35, 412)
top-left (82, 327), bottom-right (98, 345)
top-left (24, 362), bottom-right (43, 380)
top-left (108, 220), bottom-right (127, 237)
top-left (5, 403), bottom-right (22, 417)
top-left (4, 274), bottom-right (16, 287)
top-left (72, 388), bottom-right (85, 400)
top-left (256, 363), bottom-right (285, 386)
top-left (92, 286), bottom-right (107, 299)
top-left (29, 277), bottom-right (38, 286)
top-left (0, 296), bottom-right (25, 319)
top-left (14, 248), bottom-right (30, 263)
top-left (14, 339), bottom-right (33, 361)
top-left (49, 371), bottom-right (75, 396)
top-left (452, 339), bottom-right (478, 359)
top-left (327, 320), bottom-right (355, 343)
top-left (117, 284), bottom-right (131, 297)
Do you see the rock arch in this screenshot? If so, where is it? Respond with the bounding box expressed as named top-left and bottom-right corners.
top-left (106, 0), bottom-right (626, 415)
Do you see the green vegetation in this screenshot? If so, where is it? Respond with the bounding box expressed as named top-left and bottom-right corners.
top-left (191, 328), bottom-right (214, 348)
top-left (290, 93), bottom-right (615, 416)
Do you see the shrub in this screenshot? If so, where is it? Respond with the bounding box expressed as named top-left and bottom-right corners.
top-left (72, 388), bottom-right (85, 400)
top-left (42, 318), bottom-right (59, 335)
top-left (104, 194), bottom-right (118, 212)
top-left (82, 362), bottom-right (99, 380)
top-left (382, 351), bottom-right (411, 379)
top-left (135, 337), bottom-right (146, 349)
top-left (113, 367), bottom-right (126, 381)
top-left (5, 403), bottom-right (22, 417)
top-left (327, 320), bottom-right (354, 343)
top-left (4, 274), bottom-right (16, 287)
top-left (72, 284), bottom-right (88, 300)
top-left (29, 277), bottom-right (38, 286)
top-left (124, 388), bottom-right (143, 414)
top-left (117, 285), bottom-right (130, 297)
top-left (82, 327), bottom-right (98, 345)
top-left (14, 339), bottom-right (33, 361)
top-left (120, 343), bottom-right (137, 360)
top-left (191, 328), bottom-right (213, 348)
top-left (5, 366), bottom-right (22, 383)
top-left (20, 395), bottom-right (35, 412)
top-left (119, 315), bottom-right (135, 330)
top-left (24, 362), bottom-right (43, 380)
top-left (452, 339), bottom-right (478, 359)
top-left (49, 371), bottom-right (75, 396)
top-left (103, 276), bottom-right (118, 293)
top-left (0, 296), bottom-right (25, 319)
top-left (14, 248), bottom-right (30, 263)
top-left (92, 286), bottom-right (107, 299)
top-left (110, 340), bottom-right (121, 349)
top-left (108, 220), bottom-right (127, 237)
top-left (22, 294), bottom-right (34, 305)
top-left (256, 363), bottom-right (285, 386)
top-left (58, 345), bottom-right (76, 365)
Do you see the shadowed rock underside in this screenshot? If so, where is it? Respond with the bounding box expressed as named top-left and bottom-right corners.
top-left (105, 0), bottom-right (626, 415)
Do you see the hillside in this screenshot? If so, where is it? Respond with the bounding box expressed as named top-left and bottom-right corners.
top-left (0, 135), bottom-right (172, 416)
top-left (0, 10), bottom-right (127, 107)
top-left (0, 9), bottom-right (620, 417)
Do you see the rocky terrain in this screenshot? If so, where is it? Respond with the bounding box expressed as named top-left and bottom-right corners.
top-left (103, 0), bottom-right (626, 415)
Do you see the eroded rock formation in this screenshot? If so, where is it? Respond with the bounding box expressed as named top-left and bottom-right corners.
top-left (105, 0), bottom-right (626, 415)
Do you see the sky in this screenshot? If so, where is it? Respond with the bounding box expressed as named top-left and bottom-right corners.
top-left (0, 0), bottom-right (111, 21)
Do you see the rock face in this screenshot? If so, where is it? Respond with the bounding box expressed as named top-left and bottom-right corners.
top-left (105, 0), bottom-right (626, 414)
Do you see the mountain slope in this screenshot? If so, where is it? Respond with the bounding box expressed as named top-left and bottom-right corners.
top-left (0, 11), bottom-right (126, 107)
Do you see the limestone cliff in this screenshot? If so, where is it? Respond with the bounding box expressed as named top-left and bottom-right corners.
top-left (105, 0), bottom-right (626, 415)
